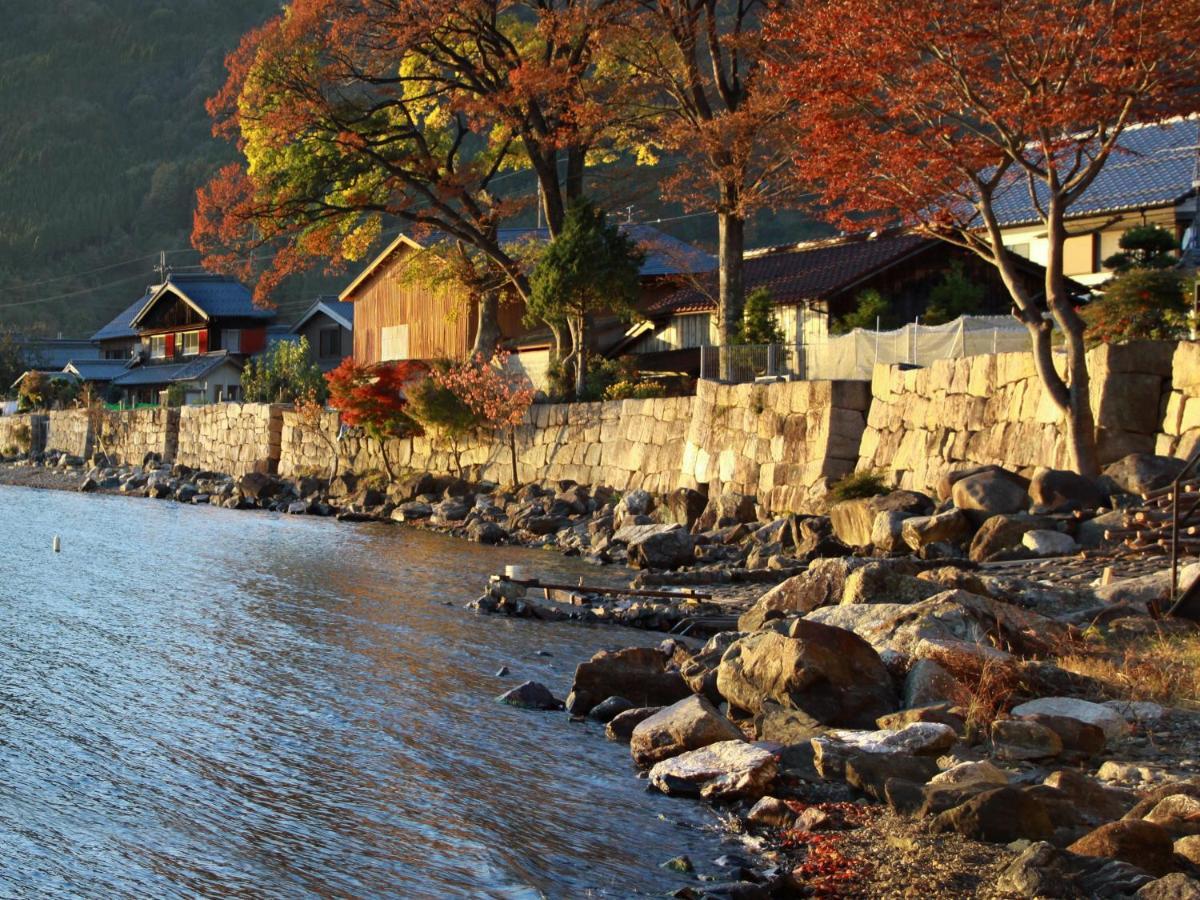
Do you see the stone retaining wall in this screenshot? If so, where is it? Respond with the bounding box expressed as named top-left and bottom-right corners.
top-left (858, 341), bottom-right (1177, 494)
top-left (0, 414), bottom-right (46, 456)
top-left (177, 403), bottom-right (284, 476)
top-left (680, 379), bottom-right (870, 512)
top-left (1156, 342), bottom-right (1200, 461)
top-left (45, 409), bottom-right (93, 459)
top-left (97, 408), bottom-right (180, 466)
top-left (279, 396), bottom-right (696, 493)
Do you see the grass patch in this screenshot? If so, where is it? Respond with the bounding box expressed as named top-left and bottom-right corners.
top-left (1057, 628), bottom-right (1200, 709)
top-left (828, 470), bottom-right (893, 503)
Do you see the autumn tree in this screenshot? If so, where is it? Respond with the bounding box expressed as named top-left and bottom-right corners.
top-left (196, 0), bottom-right (627, 363)
top-left (431, 351), bottom-right (535, 486)
top-left (614, 0), bottom-right (794, 372)
top-left (768, 0), bottom-right (1200, 475)
top-left (527, 198), bottom-right (644, 395)
top-left (325, 357), bottom-right (427, 479)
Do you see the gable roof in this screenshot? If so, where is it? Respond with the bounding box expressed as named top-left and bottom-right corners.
top-left (991, 117), bottom-right (1200, 228)
top-left (130, 273), bottom-right (271, 327)
top-left (648, 232), bottom-right (931, 316)
top-left (64, 358), bottom-right (133, 381)
top-left (111, 351), bottom-right (240, 388)
top-left (92, 290), bottom-right (155, 342)
top-left (291, 296), bottom-right (354, 333)
top-left (339, 224), bottom-right (716, 301)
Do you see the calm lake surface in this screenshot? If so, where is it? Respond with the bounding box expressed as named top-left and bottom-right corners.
top-left (0, 485), bottom-right (726, 898)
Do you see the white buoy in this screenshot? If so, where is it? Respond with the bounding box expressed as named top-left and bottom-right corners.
top-left (52, 535), bottom-right (61, 553)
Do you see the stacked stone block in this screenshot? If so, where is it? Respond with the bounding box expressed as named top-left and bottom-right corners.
top-left (1157, 341), bottom-right (1200, 460)
top-left (97, 408), bottom-right (180, 466)
top-left (45, 409), bottom-right (93, 459)
top-left (859, 342), bottom-right (1177, 494)
top-left (680, 379), bottom-right (870, 512)
top-left (0, 414), bottom-right (46, 456)
top-left (177, 403), bottom-right (284, 476)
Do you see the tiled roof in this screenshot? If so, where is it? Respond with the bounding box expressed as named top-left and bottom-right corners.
top-left (92, 290), bottom-right (154, 342)
top-left (292, 296), bottom-right (354, 332)
top-left (111, 352), bottom-right (238, 387)
top-left (133, 274), bottom-right (273, 326)
top-left (991, 118), bottom-right (1199, 227)
top-left (648, 232), bottom-right (930, 315)
top-left (64, 358), bottom-right (132, 381)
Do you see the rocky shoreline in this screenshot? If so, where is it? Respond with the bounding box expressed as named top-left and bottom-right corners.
top-left (9, 447), bottom-right (1200, 896)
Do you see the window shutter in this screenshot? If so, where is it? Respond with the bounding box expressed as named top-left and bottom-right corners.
top-left (165, 333), bottom-right (176, 358)
top-left (198, 330), bottom-right (208, 354)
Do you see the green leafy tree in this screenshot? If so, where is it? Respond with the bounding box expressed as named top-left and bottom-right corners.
top-left (736, 288), bottom-right (785, 344)
top-left (241, 337), bottom-right (327, 404)
top-left (1103, 225), bottom-right (1179, 274)
top-left (0, 332), bottom-right (28, 399)
top-left (527, 199), bottom-right (645, 397)
top-left (407, 363), bottom-right (482, 477)
top-left (923, 261), bottom-right (985, 326)
top-left (1081, 269), bottom-right (1194, 346)
top-left (832, 289), bottom-right (893, 335)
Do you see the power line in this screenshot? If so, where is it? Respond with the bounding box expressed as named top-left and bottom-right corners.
top-left (0, 272), bottom-right (156, 311)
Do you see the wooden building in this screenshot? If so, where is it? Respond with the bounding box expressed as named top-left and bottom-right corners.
top-left (340, 227), bottom-right (716, 376)
top-left (290, 297), bottom-right (354, 372)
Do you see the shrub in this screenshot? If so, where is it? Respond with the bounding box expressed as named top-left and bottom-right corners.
top-left (164, 383), bottom-right (186, 407)
top-left (736, 287), bottom-right (785, 344)
top-left (407, 364), bottom-right (481, 477)
top-left (604, 379), bottom-right (668, 401)
top-left (832, 288), bottom-right (893, 335)
top-left (1080, 268), bottom-right (1193, 346)
top-left (923, 260), bottom-right (984, 326)
top-left (827, 470), bottom-right (893, 502)
top-left (242, 337), bottom-right (327, 404)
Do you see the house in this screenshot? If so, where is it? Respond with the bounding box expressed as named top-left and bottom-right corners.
top-left (87, 273), bottom-right (275, 405)
top-left (16, 336), bottom-right (101, 372)
top-left (339, 226), bottom-right (716, 381)
top-left (992, 117), bottom-right (1199, 286)
top-left (622, 230), bottom-right (1081, 374)
top-left (290, 296), bottom-right (353, 371)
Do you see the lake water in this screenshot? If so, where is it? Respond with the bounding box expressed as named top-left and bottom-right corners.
top-left (0, 486), bottom-right (727, 898)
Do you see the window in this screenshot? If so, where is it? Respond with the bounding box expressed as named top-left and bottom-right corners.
top-left (149, 335), bottom-right (166, 359)
top-left (318, 326), bottom-right (341, 358)
top-left (222, 329), bottom-right (241, 353)
top-left (381, 324), bottom-right (410, 361)
top-left (1009, 242), bottom-right (1031, 259)
top-left (180, 331), bottom-right (200, 356)
top-left (1063, 234), bottom-right (1096, 276)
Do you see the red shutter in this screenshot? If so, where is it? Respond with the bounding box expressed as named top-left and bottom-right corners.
top-left (165, 333), bottom-right (176, 358)
top-left (241, 327), bottom-right (267, 355)
top-left (198, 329), bottom-right (209, 354)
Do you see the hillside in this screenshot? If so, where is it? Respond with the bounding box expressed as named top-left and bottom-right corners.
top-left (0, 2), bottom-right (827, 340)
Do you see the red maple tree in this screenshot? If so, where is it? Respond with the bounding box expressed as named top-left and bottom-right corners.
top-left (325, 358), bottom-right (428, 479)
top-left (767, 0), bottom-right (1200, 475)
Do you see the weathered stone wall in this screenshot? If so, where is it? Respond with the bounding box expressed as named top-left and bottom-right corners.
top-left (177, 403), bottom-right (284, 476)
top-left (680, 379), bottom-right (871, 512)
top-left (0, 414), bottom-right (46, 456)
top-left (1156, 342), bottom-right (1200, 461)
top-left (279, 396), bottom-right (696, 493)
top-left (97, 408), bottom-right (180, 466)
top-left (45, 409), bottom-right (93, 459)
top-left (858, 341), bottom-right (1177, 494)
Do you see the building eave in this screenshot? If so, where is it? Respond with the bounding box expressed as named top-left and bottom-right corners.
top-left (338, 233), bottom-right (427, 301)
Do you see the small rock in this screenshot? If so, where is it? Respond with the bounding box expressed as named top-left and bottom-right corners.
top-left (1136, 873), bottom-right (1200, 899)
top-left (495, 666), bottom-right (509, 677)
top-left (929, 761), bottom-right (1010, 788)
top-left (746, 796), bottom-right (795, 828)
top-left (929, 786), bottom-right (1054, 843)
top-left (648, 740), bottom-right (778, 801)
top-left (630, 695), bottom-right (744, 768)
top-left (588, 696), bottom-right (635, 724)
top-left (1067, 819), bottom-right (1177, 877)
top-left (606, 706), bottom-right (663, 743)
top-left (1010, 697), bottom-right (1128, 740)
top-left (991, 719), bottom-right (1063, 761)
top-left (1021, 529), bottom-right (1079, 557)
top-left (496, 681), bottom-right (563, 711)
top-left (661, 855), bottom-right (694, 874)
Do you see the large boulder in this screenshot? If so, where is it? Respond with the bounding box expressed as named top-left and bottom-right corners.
top-left (1068, 820), bottom-right (1177, 877)
top-left (901, 509), bottom-right (973, 551)
top-left (838, 561), bottom-right (943, 606)
top-left (829, 491), bottom-right (934, 548)
top-left (1030, 469), bottom-right (1108, 513)
top-left (694, 492), bottom-right (758, 532)
top-left (566, 646), bottom-right (691, 716)
top-left (738, 557), bottom-right (873, 631)
top-left (952, 469), bottom-right (1031, 521)
top-left (929, 786), bottom-right (1054, 843)
top-left (648, 740), bottom-right (777, 801)
top-left (629, 695), bottom-right (744, 768)
top-left (1011, 697), bottom-right (1128, 740)
top-left (716, 619), bottom-right (896, 727)
top-left (240, 472), bottom-right (284, 502)
top-left (790, 516), bottom-right (852, 561)
top-left (806, 588), bottom-right (1062, 659)
top-left (937, 464), bottom-right (1029, 503)
top-left (616, 524), bottom-right (695, 569)
top-left (680, 632), bottom-right (742, 703)
top-left (1103, 454), bottom-right (1186, 497)
top-left (968, 513), bottom-right (1057, 562)
top-left (661, 487), bottom-right (708, 529)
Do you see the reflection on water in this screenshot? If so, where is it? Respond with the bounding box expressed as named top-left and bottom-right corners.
top-left (0, 486), bottom-right (724, 898)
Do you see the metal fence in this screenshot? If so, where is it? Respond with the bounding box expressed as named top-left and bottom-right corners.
top-left (698, 315), bottom-right (1033, 384)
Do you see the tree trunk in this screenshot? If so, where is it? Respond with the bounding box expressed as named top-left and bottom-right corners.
top-left (472, 291), bottom-right (501, 359)
top-left (570, 314), bottom-right (589, 398)
top-left (564, 147), bottom-right (585, 202)
top-left (717, 206), bottom-right (746, 381)
top-left (509, 427), bottom-right (519, 488)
